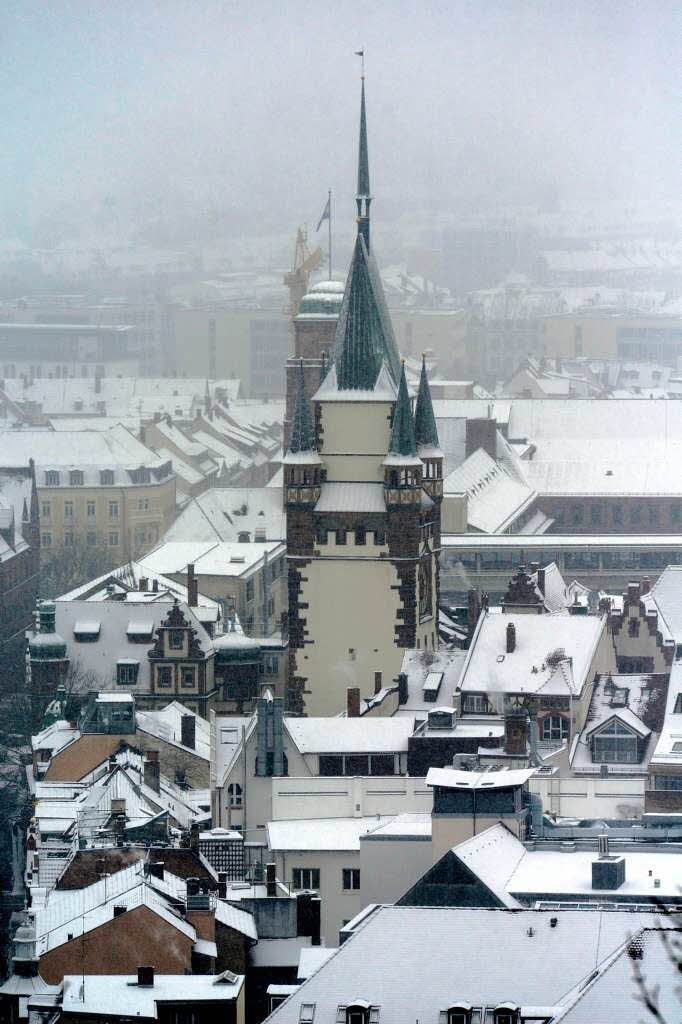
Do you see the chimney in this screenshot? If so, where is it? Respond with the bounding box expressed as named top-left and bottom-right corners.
top-left (537, 568), bottom-right (546, 596)
top-left (592, 853), bottom-right (625, 890)
top-left (374, 671), bottom-right (382, 694)
top-left (506, 622), bottom-right (516, 654)
top-left (217, 872), bottom-right (227, 899)
top-left (627, 581), bottom-right (640, 604)
top-left (187, 563), bottom-right (198, 607)
top-left (152, 578), bottom-right (159, 593)
top-left (641, 576), bottom-right (651, 595)
top-left (266, 862), bottom-right (277, 898)
top-left (139, 577), bottom-right (148, 593)
top-left (189, 822), bottom-right (200, 852)
top-left (181, 714), bottom-right (196, 750)
top-left (398, 672), bottom-right (408, 705)
top-left (465, 417), bottom-right (497, 461)
top-left (137, 966), bottom-right (154, 987)
top-left (467, 589), bottom-right (479, 632)
top-left (94, 373), bottom-right (102, 395)
top-left (149, 861), bottom-right (164, 881)
top-left (503, 701), bottom-right (527, 756)
top-left (529, 561), bottom-right (539, 575)
top-left (143, 750), bottom-right (160, 793)
top-left (347, 687), bottom-right (361, 718)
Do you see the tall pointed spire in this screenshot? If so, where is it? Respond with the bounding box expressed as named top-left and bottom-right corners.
top-left (414, 354), bottom-right (440, 451)
top-left (356, 79), bottom-right (372, 249)
top-left (288, 360), bottom-right (316, 454)
top-left (388, 362), bottom-right (417, 457)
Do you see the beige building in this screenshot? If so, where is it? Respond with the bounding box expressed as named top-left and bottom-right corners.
top-left (138, 540), bottom-right (287, 638)
top-left (541, 310), bottom-right (682, 363)
top-left (0, 425), bottom-right (176, 561)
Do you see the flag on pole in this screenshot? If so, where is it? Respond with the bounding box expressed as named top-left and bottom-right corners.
top-left (316, 196), bottom-right (331, 232)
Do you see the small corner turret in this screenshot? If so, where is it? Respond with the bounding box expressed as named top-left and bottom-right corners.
top-left (415, 353), bottom-right (443, 501)
top-left (283, 360), bottom-right (322, 508)
top-left (384, 362), bottom-right (422, 506)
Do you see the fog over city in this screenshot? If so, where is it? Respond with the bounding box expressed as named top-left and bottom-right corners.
top-left (2, 0), bottom-right (680, 250)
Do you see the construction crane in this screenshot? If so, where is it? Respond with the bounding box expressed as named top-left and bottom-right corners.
top-left (283, 227), bottom-right (323, 316)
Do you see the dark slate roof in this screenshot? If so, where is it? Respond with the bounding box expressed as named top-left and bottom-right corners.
top-left (414, 356), bottom-right (440, 450)
top-left (55, 847), bottom-right (216, 889)
top-left (334, 234), bottom-right (402, 390)
top-left (357, 80), bottom-right (370, 199)
top-left (288, 360), bottom-right (316, 453)
top-left (389, 363), bottom-right (418, 456)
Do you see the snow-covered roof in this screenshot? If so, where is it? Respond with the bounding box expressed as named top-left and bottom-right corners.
top-left (266, 816), bottom-right (395, 852)
top-left (0, 424), bottom-right (171, 486)
top-left (313, 362), bottom-right (397, 402)
top-left (285, 717), bottom-right (415, 754)
top-left (648, 565), bottom-right (682, 640)
top-left (139, 540), bottom-right (285, 578)
top-left (314, 482), bottom-right (386, 513)
top-left (56, 559), bottom-right (221, 612)
top-left (297, 946), bottom-right (338, 980)
top-left (163, 487), bottom-right (285, 543)
top-left (61, 971), bottom-right (243, 1017)
top-left (426, 767), bottom-right (535, 790)
top-left (396, 650), bottom-right (467, 715)
top-left (649, 660), bottom-right (682, 766)
top-left (506, 847), bottom-right (682, 900)
top-left (137, 701), bottom-right (211, 761)
top-left (458, 612), bottom-right (605, 698)
top-left (444, 447), bottom-right (536, 534)
top-left (215, 900), bottom-right (258, 941)
top-left (264, 905), bottom-right (671, 1024)
top-left (360, 813), bottom-right (432, 840)
top-left (448, 824), bottom-right (525, 908)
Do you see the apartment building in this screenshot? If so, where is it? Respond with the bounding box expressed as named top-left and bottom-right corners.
top-left (0, 425), bottom-right (176, 560)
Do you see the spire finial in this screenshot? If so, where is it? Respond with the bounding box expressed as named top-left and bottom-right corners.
top-left (355, 58), bottom-right (371, 249)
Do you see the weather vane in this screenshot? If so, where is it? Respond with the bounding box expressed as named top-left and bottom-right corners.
top-left (355, 48), bottom-right (365, 79)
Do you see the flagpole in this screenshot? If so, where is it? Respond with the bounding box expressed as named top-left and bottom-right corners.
top-left (328, 188), bottom-right (332, 279)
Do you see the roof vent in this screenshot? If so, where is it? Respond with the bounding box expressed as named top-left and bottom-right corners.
top-left (506, 622), bottom-right (516, 654)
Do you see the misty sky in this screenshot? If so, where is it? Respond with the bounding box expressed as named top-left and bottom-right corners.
top-left (2, 0), bottom-right (680, 241)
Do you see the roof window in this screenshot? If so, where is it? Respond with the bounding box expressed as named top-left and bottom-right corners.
top-left (73, 621), bottom-right (101, 642)
top-left (299, 1005), bottom-right (316, 1023)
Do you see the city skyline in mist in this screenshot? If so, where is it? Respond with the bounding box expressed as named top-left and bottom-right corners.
top-left (2, 0), bottom-right (680, 245)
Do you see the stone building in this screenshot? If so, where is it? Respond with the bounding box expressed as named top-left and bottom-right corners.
top-left (284, 82), bottom-right (442, 716)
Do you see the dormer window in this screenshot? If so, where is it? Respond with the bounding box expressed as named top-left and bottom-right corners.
top-left (45, 470), bottom-right (60, 486)
top-left (439, 1007), bottom-right (472, 1024)
top-left (336, 1004), bottom-right (379, 1024)
top-left (100, 469), bottom-right (114, 485)
top-left (70, 470), bottom-right (84, 486)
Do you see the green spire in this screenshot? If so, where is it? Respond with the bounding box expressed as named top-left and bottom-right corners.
top-left (357, 80), bottom-right (371, 199)
top-left (414, 355), bottom-right (440, 449)
top-left (389, 362), bottom-right (417, 456)
top-left (288, 360), bottom-right (316, 453)
top-left (335, 234), bottom-right (401, 389)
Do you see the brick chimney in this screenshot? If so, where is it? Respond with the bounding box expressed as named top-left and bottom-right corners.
top-left (347, 687), bottom-right (361, 718)
top-left (181, 714), bottom-right (196, 750)
top-left (143, 750), bottom-right (160, 793)
top-left (641, 576), bottom-right (651, 595)
top-left (189, 821), bottom-right (200, 852)
top-left (139, 577), bottom-right (148, 593)
top-left (266, 862), bottom-right (277, 898)
top-left (465, 417), bottom-right (497, 461)
top-left (187, 563), bottom-right (198, 607)
top-left (506, 621), bottom-right (516, 654)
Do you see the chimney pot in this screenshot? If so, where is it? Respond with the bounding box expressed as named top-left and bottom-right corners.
top-left (137, 966), bottom-right (154, 987)
top-left (506, 621), bottom-right (516, 654)
top-left (139, 577), bottom-right (148, 592)
top-left (347, 687), bottom-right (361, 718)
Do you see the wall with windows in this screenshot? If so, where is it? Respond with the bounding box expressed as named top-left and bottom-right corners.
top-left (270, 776), bottom-right (432, 822)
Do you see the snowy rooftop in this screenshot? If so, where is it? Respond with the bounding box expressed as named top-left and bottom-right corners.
top-left (61, 971), bottom-right (243, 1017)
top-left (266, 816), bottom-right (395, 852)
top-left (264, 905), bottom-right (671, 1024)
top-left (458, 612), bottom-right (605, 698)
top-left (444, 447), bottom-right (536, 534)
top-left (397, 649), bottom-right (467, 715)
top-left (285, 717), bottom-right (415, 755)
top-left (426, 767), bottom-right (536, 790)
top-left (164, 487), bottom-right (286, 543)
top-left (139, 540), bottom-right (285, 578)
top-left (315, 482), bottom-right (386, 513)
top-left (650, 660), bottom-right (682, 766)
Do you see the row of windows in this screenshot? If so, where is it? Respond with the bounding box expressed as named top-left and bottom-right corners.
top-left (444, 548), bottom-right (682, 573)
top-left (318, 753), bottom-right (397, 777)
top-left (155, 664), bottom-right (197, 688)
top-left (44, 470), bottom-right (156, 490)
top-left (40, 497), bottom-right (152, 518)
top-left (291, 867), bottom-right (360, 891)
top-left (552, 503), bottom-right (678, 528)
top-left (316, 527), bottom-right (386, 547)
top-left (42, 530), bottom-right (120, 547)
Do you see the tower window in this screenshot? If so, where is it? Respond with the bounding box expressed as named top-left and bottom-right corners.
top-left (355, 526), bottom-right (366, 546)
top-left (336, 529), bottom-right (347, 545)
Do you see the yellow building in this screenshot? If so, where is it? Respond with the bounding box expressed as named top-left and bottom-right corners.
top-left (1, 425), bottom-right (176, 561)
top-left (541, 311), bottom-right (682, 362)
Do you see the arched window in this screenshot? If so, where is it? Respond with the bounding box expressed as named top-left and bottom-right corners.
top-left (227, 783), bottom-right (242, 807)
top-left (439, 1004), bottom-right (471, 1024)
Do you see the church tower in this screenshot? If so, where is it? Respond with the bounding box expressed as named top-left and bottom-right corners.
top-left (285, 81), bottom-right (442, 716)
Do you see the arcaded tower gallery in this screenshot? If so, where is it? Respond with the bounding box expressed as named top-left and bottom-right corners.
top-left (284, 80), bottom-right (443, 716)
